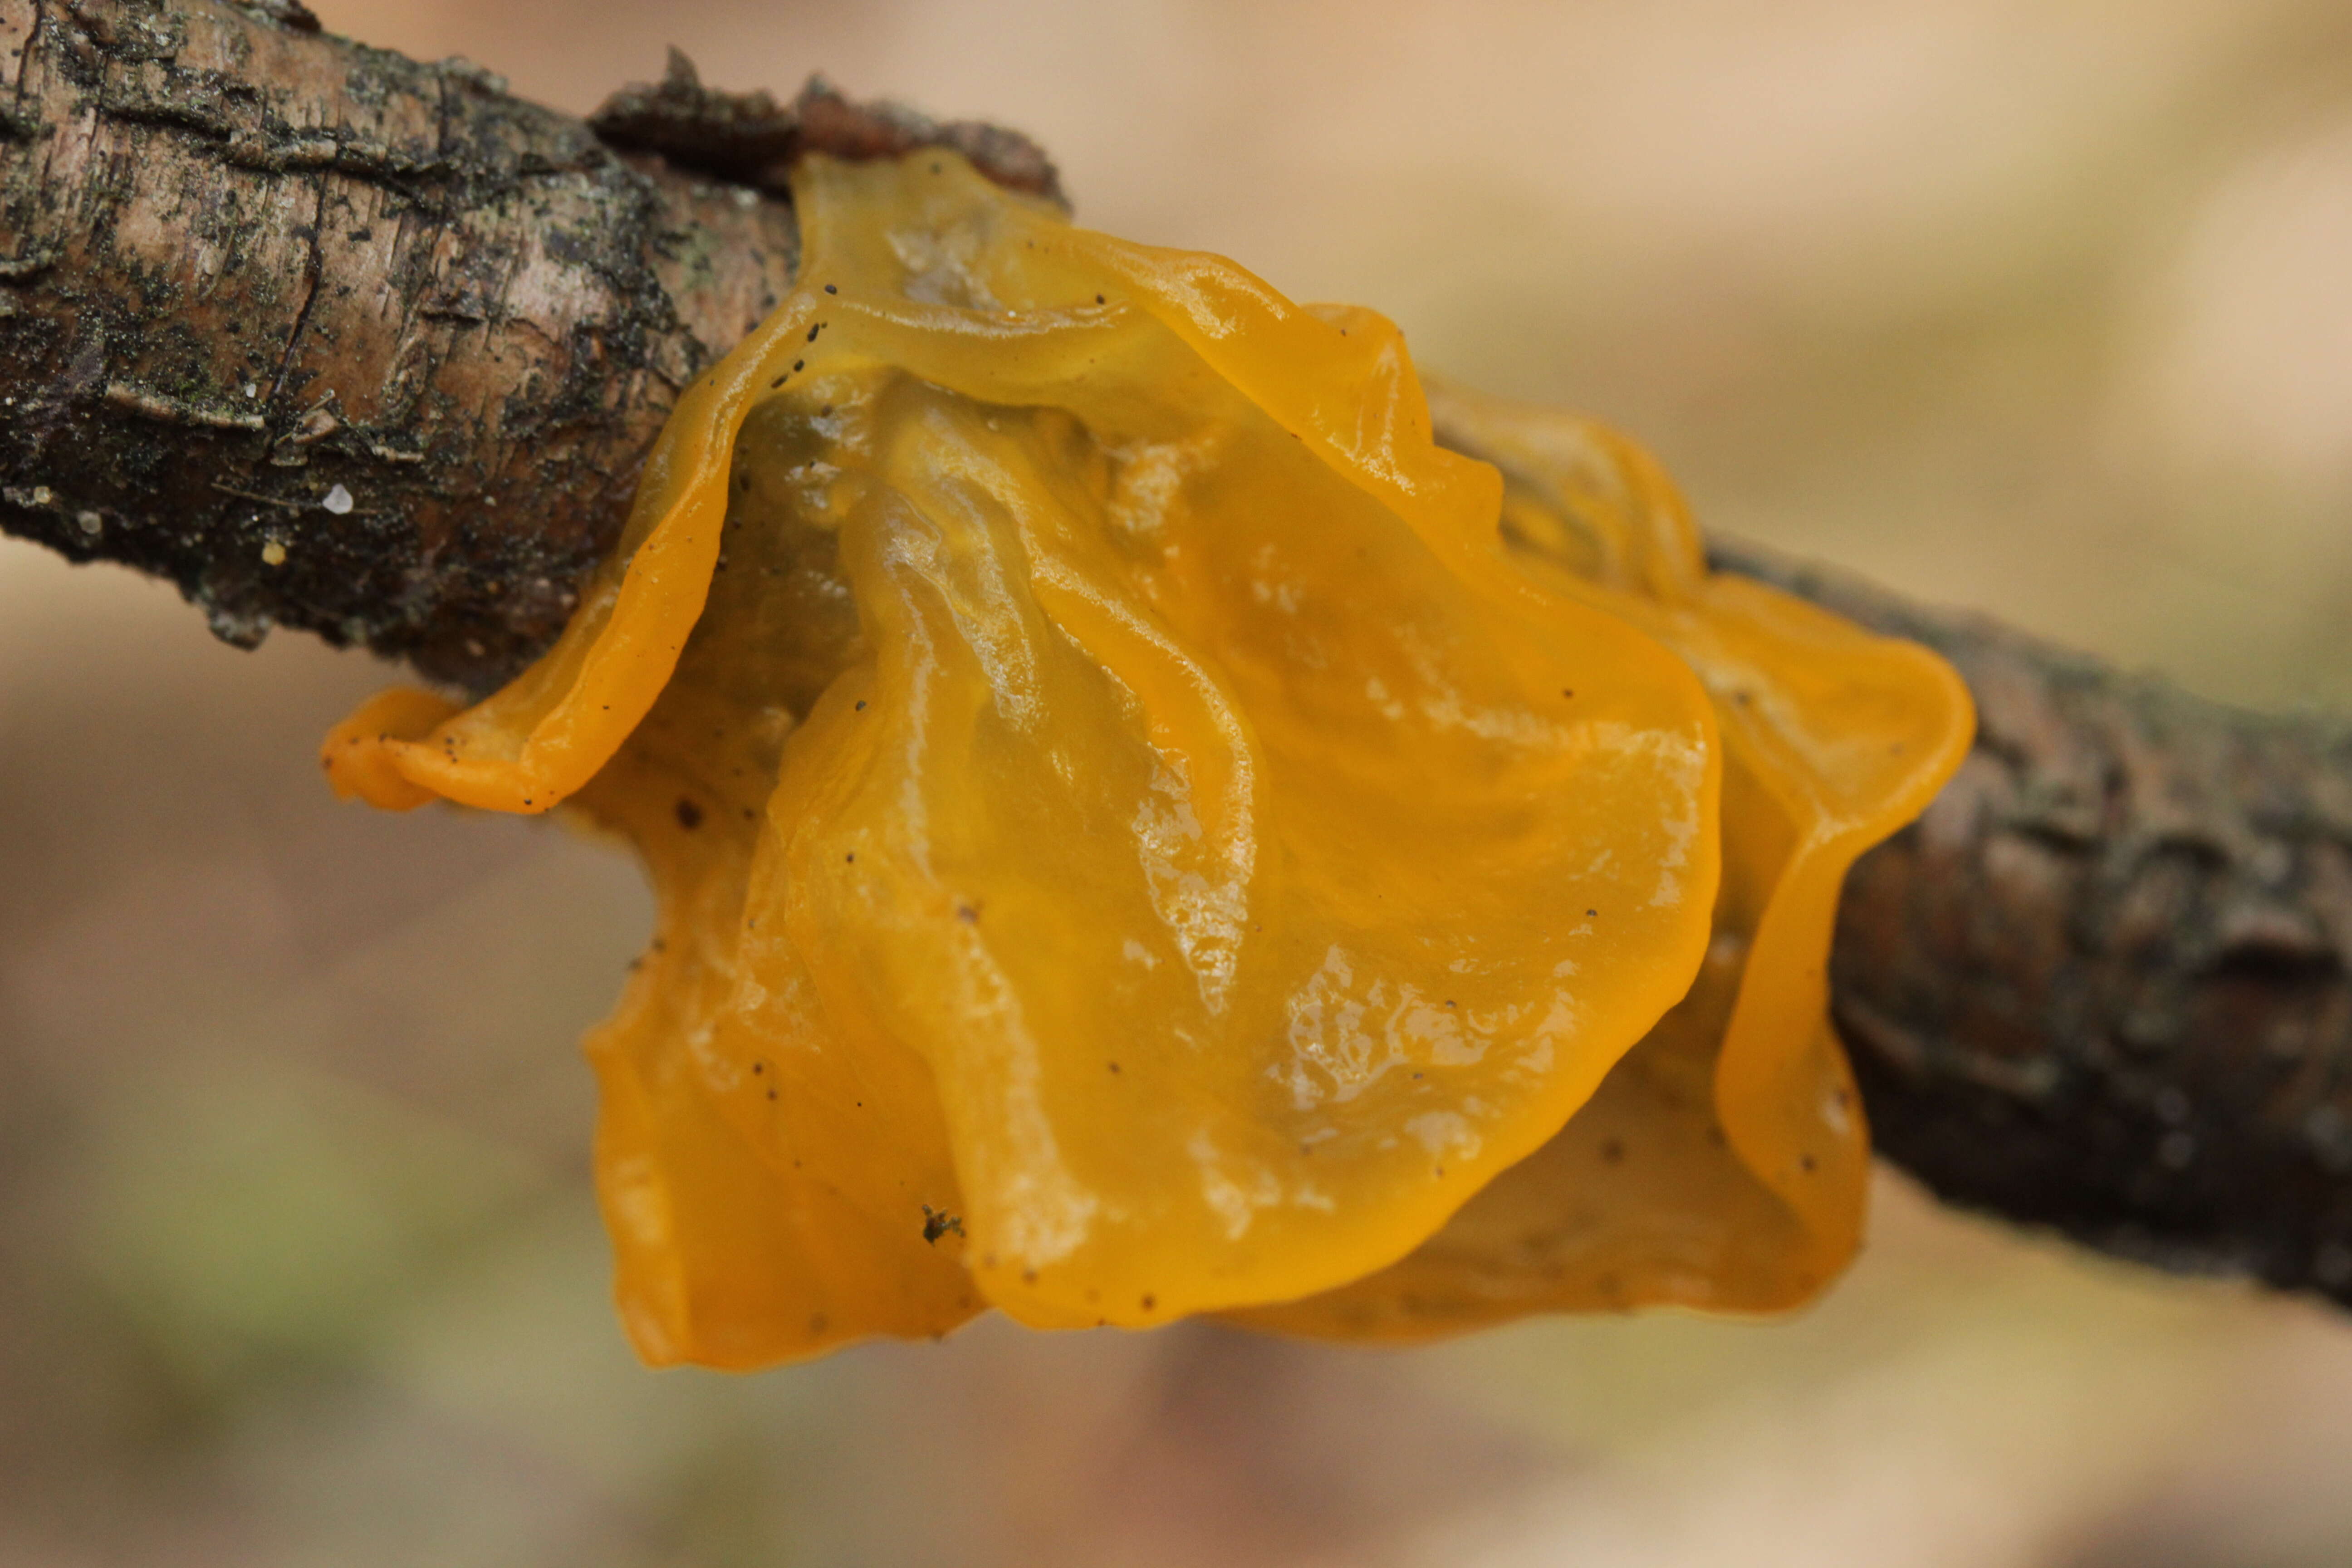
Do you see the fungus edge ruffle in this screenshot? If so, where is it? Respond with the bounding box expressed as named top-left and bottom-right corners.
top-left (323, 148), bottom-right (1962, 1367)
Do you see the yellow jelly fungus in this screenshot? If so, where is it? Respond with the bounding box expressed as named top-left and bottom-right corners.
top-left (321, 148), bottom-right (1967, 1367)
top-left (1230, 381), bottom-right (1974, 1337)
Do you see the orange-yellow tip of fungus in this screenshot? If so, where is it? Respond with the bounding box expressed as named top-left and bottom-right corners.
top-left (326, 148), bottom-right (1970, 1367)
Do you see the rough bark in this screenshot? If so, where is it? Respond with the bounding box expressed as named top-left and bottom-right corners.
top-left (8, 0), bottom-right (2352, 1310)
top-left (1720, 543), bottom-right (2352, 1303)
top-left (0, 0), bottom-right (1054, 688)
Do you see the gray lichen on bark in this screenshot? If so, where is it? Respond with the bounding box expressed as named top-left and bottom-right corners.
top-left (8, 0), bottom-right (2352, 1314)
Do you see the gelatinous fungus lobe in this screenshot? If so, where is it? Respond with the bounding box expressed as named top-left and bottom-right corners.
top-left (323, 147), bottom-right (1966, 1367)
top-left (1233, 382), bottom-right (1973, 1337)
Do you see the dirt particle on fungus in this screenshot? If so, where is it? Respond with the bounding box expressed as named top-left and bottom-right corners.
top-left (1095, 293), bottom-right (1105, 304)
top-left (1587, 909), bottom-right (1598, 918)
top-left (675, 798), bottom-right (704, 830)
top-left (809, 1313), bottom-right (828, 1334)
top-left (854, 699), bottom-right (867, 711)
top-left (1601, 1137), bottom-right (1625, 1165)
top-left (1023, 1268), bottom-right (1039, 1284)
top-left (793, 359), bottom-right (804, 372)
top-left (921, 1205), bottom-right (965, 1244)
top-left (807, 323), bottom-right (821, 342)
top-left (957, 904), bottom-right (980, 924)
top-left (1562, 688), bottom-right (1574, 699)
top-left (1140, 1294), bottom-right (1156, 1311)
top-left (1107, 1060), bottom-right (1120, 1073)
top-left (752, 1062), bottom-right (765, 1073)
top-left (823, 283), bottom-right (838, 294)
top-left (845, 852), bottom-right (856, 863)
top-left (1800, 1153), bottom-right (1818, 1173)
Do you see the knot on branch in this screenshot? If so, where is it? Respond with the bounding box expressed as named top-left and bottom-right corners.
top-left (588, 51), bottom-right (1068, 211)
top-left (226, 0), bottom-right (318, 32)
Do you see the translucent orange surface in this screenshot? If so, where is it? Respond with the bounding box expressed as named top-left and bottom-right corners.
top-left (1235, 383), bottom-right (1974, 1337)
top-left (323, 149), bottom-right (1964, 1367)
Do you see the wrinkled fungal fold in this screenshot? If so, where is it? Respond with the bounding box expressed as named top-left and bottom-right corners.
top-left (324, 151), bottom-right (1972, 1367)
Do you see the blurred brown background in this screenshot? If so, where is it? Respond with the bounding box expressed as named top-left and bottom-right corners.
top-left (5, 0), bottom-right (2352, 1563)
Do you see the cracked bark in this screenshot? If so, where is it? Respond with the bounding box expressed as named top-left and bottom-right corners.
top-left (8, 0), bottom-right (2352, 1312)
top-left (1716, 544), bottom-right (2352, 1303)
top-left (0, 0), bottom-right (1052, 687)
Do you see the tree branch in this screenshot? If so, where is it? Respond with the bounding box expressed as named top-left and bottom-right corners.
top-left (9, 0), bottom-right (2350, 1309)
top-left (1722, 543), bottom-right (2352, 1303)
top-left (0, 0), bottom-right (1054, 687)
